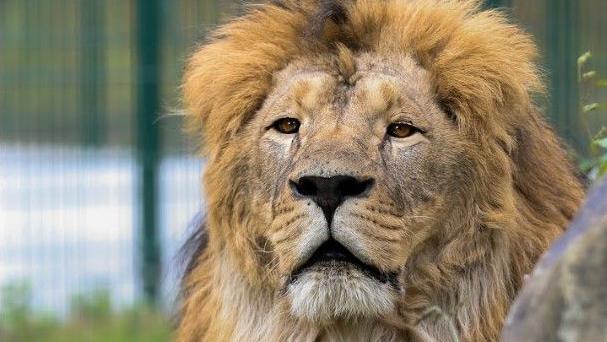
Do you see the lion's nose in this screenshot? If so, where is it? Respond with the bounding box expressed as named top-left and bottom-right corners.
top-left (290, 175), bottom-right (374, 226)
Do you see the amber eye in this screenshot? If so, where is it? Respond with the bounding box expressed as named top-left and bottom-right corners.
top-left (272, 117), bottom-right (301, 134)
top-left (387, 122), bottom-right (418, 138)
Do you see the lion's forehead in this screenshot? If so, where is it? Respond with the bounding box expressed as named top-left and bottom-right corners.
top-left (272, 54), bottom-right (434, 122)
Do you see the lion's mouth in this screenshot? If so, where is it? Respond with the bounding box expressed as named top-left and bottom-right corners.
top-left (289, 238), bottom-right (398, 286)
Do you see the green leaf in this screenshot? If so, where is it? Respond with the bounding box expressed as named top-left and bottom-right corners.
top-left (597, 79), bottom-right (607, 88)
top-left (583, 71), bottom-right (597, 80)
top-left (578, 51), bottom-right (592, 67)
top-left (583, 103), bottom-right (600, 113)
top-left (579, 158), bottom-right (598, 172)
top-left (598, 160), bottom-right (607, 177)
top-left (594, 127), bottom-right (607, 140)
top-left (594, 137), bottom-right (607, 149)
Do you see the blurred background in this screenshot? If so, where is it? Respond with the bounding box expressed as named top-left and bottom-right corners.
top-left (0, 0), bottom-right (606, 341)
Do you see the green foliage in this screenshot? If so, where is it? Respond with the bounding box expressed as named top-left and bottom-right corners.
top-left (0, 283), bottom-right (171, 342)
top-left (578, 51), bottom-right (607, 180)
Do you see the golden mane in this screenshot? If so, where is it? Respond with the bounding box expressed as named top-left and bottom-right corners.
top-left (179, 1), bottom-right (584, 340)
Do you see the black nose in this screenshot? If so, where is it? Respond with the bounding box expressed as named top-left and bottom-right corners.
top-left (290, 175), bottom-right (374, 226)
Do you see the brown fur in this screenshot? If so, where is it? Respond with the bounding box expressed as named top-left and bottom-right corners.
top-left (178, 0), bottom-right (584, 341)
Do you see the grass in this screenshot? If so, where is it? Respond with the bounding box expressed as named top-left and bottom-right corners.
top-left (577, 51), bottom-right (607, 179)
top-left (0, 283), bottom-right (171, 342)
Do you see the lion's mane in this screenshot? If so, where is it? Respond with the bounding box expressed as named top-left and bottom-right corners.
top-left (177, 1), bottom-right (584, 340)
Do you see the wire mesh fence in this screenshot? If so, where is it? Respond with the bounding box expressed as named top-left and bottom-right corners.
top-left (0, 0), bottom-right (606, 330)
top-left (0, 0), bottom-right (239, 319)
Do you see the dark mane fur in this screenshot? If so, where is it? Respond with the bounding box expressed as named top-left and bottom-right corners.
top-left (179, 213), bottom-right (208, 286)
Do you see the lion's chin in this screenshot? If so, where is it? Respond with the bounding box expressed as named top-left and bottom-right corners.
top-left (286, 265), bottom-right (397, 323)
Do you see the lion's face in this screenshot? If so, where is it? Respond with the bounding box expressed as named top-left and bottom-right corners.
top-left (242, 52), bottom-right (471, 322)
top-left (179, 2), bottom-right (585, 340)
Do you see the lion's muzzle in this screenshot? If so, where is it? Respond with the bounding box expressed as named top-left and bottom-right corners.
top-left (289, 238), bottom-right (398, 286)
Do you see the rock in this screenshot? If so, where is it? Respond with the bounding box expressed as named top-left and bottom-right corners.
top-left (501, 177), bottom-right (607, 342)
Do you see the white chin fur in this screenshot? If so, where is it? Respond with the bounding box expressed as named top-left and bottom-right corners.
top-left (286, 268), bottom-right (396, 323)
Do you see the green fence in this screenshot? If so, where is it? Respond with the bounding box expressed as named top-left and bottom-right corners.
top-left (0, 0), bottom-right (238, 318)
top-left (0, 0), bottom-right (606, 322)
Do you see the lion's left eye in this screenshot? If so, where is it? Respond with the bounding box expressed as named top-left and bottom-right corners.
top-left (272, 117), bottom-right (301, 134)
top-left (386, 122), bottom-right (418, 138)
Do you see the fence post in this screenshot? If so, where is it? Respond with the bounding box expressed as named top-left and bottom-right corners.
top-left (136, 0), bottom-right (162, 306)
top-left (485, 0), bottom-right (512, 8)
top-left (80, 1), bottom-right (105, 146)
top-left (546, 1), bottom-right (583, 153)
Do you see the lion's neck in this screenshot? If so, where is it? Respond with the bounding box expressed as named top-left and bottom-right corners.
top-left (190, 251), bottom-right (405, 341)
top-left (400, 229), bottom-right (528, 342)
top-left (181, 231), bottom-right (530, 342)
top-left (181, 244), bottom-right (514, 342)
top-left (210, 255), bottom-right (280, 341)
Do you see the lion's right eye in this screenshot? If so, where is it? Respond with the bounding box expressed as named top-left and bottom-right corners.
top-left (271, 117), bottom-right (301, 134)
top-left (387, 122), bottom-right (418, 138)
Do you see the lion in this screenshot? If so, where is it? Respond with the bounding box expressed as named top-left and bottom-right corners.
top-left (177, 0), bottom-right (584, 341)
